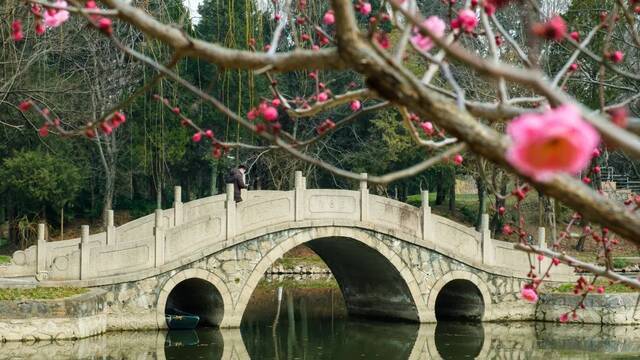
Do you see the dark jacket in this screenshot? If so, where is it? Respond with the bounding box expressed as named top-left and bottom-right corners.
top-left (227, 168), bottom-right (247, 202)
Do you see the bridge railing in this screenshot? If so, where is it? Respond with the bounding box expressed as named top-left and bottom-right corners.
top-left (0, 171), bottom-right (571, 282)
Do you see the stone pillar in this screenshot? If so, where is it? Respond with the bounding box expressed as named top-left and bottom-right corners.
top-left (154, 209), bottom-right (165, 267)
top-left (80, 225), bottom-right (90, 280)
top-left (537, 227), bottom-right (546, 249)
top-left (481, 213), bottom-right (494, 265)
top-left (537, 227), bottom-right (547, 276)
top-left (360, 173), bottom-right (369, 222)
top-left (226, 183), bottom-right (236, 240)
top-left (106, 210), bottom-right (116, 246)
top-left (36, 223), bottom-right (48, 280)
top-left (173, 186), bottom-right (183, 227)
top-left (294, 171), bottom-right (305, 221)
top-left (421, 191), bottom-right (433, 242)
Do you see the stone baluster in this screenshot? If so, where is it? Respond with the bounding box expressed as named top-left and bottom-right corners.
top-left (537, 227), bottom-right (546, 276)
top-left (36, 223), bottom-right (48, 281)
top-left (360, 173), bottom-right (369, 222)
top-left (421, 191), bottom-right (434, 243)
top-left (295, 171), bottom-right (305, 221)
top-left (80, 225), bottom-right (90, 280)
top-left (481, 213), bottom-right (494, 265)
top-left (537, 227), bottom-right (546, 249)
top-left (106, 210), bottom-right (116, 246)
top-left (174, 186), bottom-right (183, 227)
top-left (226, 183), bottom-right (236, 240)
top-left (154, 209), bottom-right (165, 267)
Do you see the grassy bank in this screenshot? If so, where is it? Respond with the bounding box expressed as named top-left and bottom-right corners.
top-left (545, 280), bottom-right (639, 294)
top-left (0, 287), bottom-right (88, 301)
top-left (274, 256), bottom-right (328, 270)
top-left (257, 277), bottom-right (339, 290)
top-left (0, 255), bottom-right (10, 264)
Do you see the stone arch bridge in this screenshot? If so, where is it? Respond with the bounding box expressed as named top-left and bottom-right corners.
top-left (0, 172), bottom-right (572, 330)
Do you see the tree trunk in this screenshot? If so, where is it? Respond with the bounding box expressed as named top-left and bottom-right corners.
top-left (210, 160), bottom-right (218, 195)
top-left (102, 173), bottom-right (114, 227)
top-left (490, 177), bottom-right (508, 237)
top-left (185, 176), bottom-right (191, 202)
top-left (156, 178), bottom-right (162, 210)
top-left (448, 181), bottom-right (456, 213)
top-left (435, 180), bottom-right (446, 205)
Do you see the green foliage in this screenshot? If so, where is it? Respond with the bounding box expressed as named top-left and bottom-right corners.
top-left (0, 151), bottom-right (83, 214)
top-left (257, 277), bottom-right (339, 291)
top-left (612, 258), bottom-right (630, 269)
top-left (0, 255), bottom-right (10, 264)
top-left (116, 197), bottom-right (158, 219)
top-left (406, 194), bottom-right (423, 207)
top-left (0, 287), bottom-right (88, 301)
top-left (459, 203), bottom-right (478, 224)
top-left (550, 282), bottom-right (638, 294)
top-left (274, 256), bottom-right (328, 270)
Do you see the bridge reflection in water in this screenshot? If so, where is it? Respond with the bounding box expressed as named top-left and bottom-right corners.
top-left (2, 321), bottom-right (640, 359)
top-left (2, 285), bottom-right (640, 359)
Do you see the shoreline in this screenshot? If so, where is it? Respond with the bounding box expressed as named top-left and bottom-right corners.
top-left (1, 279), bottom-right (640, 342)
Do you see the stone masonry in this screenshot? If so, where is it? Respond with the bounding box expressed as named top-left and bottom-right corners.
top-left (0, 171), bottom-right (578, 339)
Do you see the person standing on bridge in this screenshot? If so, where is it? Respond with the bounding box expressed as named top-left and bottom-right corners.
top-left (226, 164), bottom-right (247, 202)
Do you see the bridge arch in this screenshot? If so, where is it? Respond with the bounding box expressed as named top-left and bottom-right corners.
top-left (427, 270), bottom-right (493, 322)
top-left (230, 227), bottom-right (429, 326)
top-left (155, 268), bottom-right (234, 328)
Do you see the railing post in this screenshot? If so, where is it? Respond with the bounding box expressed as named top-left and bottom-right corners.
top-left (173, 186), bottom-right (183, 227)
top-left (421, 191), bottom-right (433, 242)
top-left (537, 227), bottom-right (546, 249)
top-left (226, 183), bottom-right (236, 240)
top-left (481, 213), bottom-right (494, 265)
top-left (154, 209), bottom-right (165, 267)
top-left (80, 225), bottom-right (90, 280)
top-left (295, 171), bottom-right (305, 221)
top-left (36, 223), bottom-right (48, 281)
top-left (106, 210), bottom-right (116, 246)
top-left (360, 173), bottom-right (368, 222)
top-left (537, 226), bottom-right (546, 276)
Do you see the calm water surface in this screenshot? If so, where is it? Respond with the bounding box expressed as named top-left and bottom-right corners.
top-left (2, 282), bottom-right (640, 359)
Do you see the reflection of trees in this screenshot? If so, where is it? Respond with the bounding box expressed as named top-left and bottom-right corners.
top-left (4, 321), bottom-right (640, 359)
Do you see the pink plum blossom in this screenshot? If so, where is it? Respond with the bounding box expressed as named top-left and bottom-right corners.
top-left (43, 1), bottom-right (70, 28)
top-left (317, 91), bottom-right (329, 103)
top-left (420, 121), bottom-right (434, 135)
top-left (532, 16), bottom-right (567, 41)
top-left (323, 10), bottom-right (335, 25)
top-left (247, 109), bottom-right (258, 120)
top-left (559, 313), bottom-right (569, 323)
top-left (610, 50), bottom-right (624, 63)
top-left (505, 105), bottom-right (600, 182)
top-left (261, 106), bottom-right (279, 122)
top-left (359, 2), bottom-right (372, 16)
top-left (410, 16), bottom-right (446, 51)
top-left (521, 286), bottom-right (538, 303)
top-left (11, 20), bottom-right (24, 42)
top-left (350, 100), bottom-right (361, 111)
top-left (453, 9), bottom-right (478, 33)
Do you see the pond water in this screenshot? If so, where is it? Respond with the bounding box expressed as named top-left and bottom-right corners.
top-left (2, 279), bottom-right (640, 359)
